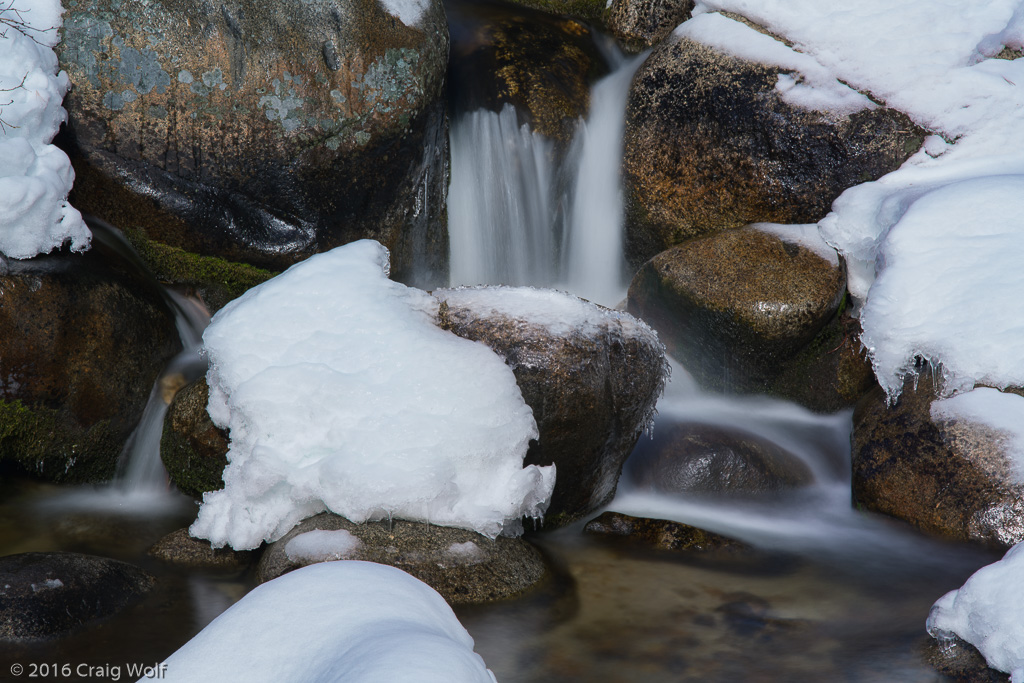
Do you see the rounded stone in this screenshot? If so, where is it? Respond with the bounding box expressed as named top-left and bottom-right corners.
top-left (256, 513), bottom-right (548, 604)
top-left (148, 528), bottom-right (254, 574)
top-left (161, 378), bottom-right (229, 498)
top-left (583, 511), bottom-right (747, 552)
top-left (605, 0), bottom-right (694, 53)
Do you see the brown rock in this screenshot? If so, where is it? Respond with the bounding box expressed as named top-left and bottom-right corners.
top-left (148, 528), bottom-right (254, 574)
top-left (853, 374), bottom-right (1024, 548)
top-left (606, 0), bottom-right (694, 53)
top-left (623, 31), bottom-right (922, 267)
top-left (256, 513), bottom-right (547, 604)
top-left (161, 378), bottom-right (229, 498)
top-left (583, 511), bottom-right (746, 552)
top-left (435, 286), bottom-right (668, 528)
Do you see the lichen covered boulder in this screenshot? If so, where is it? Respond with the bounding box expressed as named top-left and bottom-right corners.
top-left (436, 285), bottom-right (668, 527)
top-left (256, 513), bottom-right (547, 604)
top-left (58, 0), bottom-right (450, 285)
top-left (853, 375), bottom-right (1024, 549)
top-left (622, 19), bottom-right (922, 267)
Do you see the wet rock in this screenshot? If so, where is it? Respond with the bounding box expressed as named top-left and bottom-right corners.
top-left (853, 374), bottom-right (1024, 548)
top-left (148, 528), bottom-right (254, 574)
top-left (0, 552), bottom-right (153, 640)
top-left (606, 0), bottom-right (694, 53)
top-left (58, 0), bottom-right (450, 287)
top-left (627, 225), bottom-right (870, 410)
top-left (256, 513), bottom-right (547, 604)
top-left (0, 240), bottom-right (181, 483)
top-left (447, 0), bottom-right (607, 144)
top-left (435, 285), bottom-right (668, 527)
top-left (622, 29), bottom-right (923, 267)
top-left (627, 422), bottom-right (814, 495)
top-left (161, 379), bottom-right (229, 498)
top-left (584, 511), bottom-right (746, 552)
top-left (924, 636), bottom-right (1011, 682)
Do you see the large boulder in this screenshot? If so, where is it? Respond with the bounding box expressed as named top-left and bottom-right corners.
top-left (436, 286), bottom-right (668, 527)
top-left (853, 374), bottom-right (1024, 549)
top-left (622, 24), bottom-right (922, 267)
top-left (0, 235), bottom-right (181, 482)
top-left (256, 513), bottom-right (547, 604)
top-left (0, 552), bottom-right (153, 640)
top-left (58, 0), bottom-right (450, 286)
top-left (627, 224), bottom-right (873, 410)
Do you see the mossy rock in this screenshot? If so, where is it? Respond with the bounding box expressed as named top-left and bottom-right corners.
top-left (161, 378), bottom-right (229, 498)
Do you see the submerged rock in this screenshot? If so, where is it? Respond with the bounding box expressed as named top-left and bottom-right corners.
top-left (622, 27), bottom-right (922, 267)
top-left (0, 552), bottom-right (153, 640)
top-left (853, 374), bottom-right (1024, 548)
top-left (256, 513), bottom-right (547, 604)
top-left (161, 379), bottom-right (229, 498)
top-left (435, 285), bottom-right (668, 527)
top-left (626, 422), bottom-right (814, 495)
top-left (58, 0), bottom-right (450, 286)
top-left (0, 241), bottom-right (181, 482)
top-left (583, 511), bottom-right (746, 552)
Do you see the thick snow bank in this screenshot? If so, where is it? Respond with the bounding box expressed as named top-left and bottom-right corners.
top-left (928, 542), bottom-right (1024, 682)
top-left (684, 0), bottom-right (1024, 399)
top-left (156, 561), bottom-right (497, 683)
top-left (191, 240), bottom-right (554, 550)
top-left (0, 0), bottom-right (88, 258)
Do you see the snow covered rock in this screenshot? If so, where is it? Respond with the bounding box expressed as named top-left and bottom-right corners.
top-left (256, 513), bottom-right (547, 604)
top-left (156, 561), bottom-right (497, 682)
top-left (436, 285), bottom-right (667, 527)
top-left (853, 375), bottom-right (1024, 549)
top-left (622, 13), bottom-right (922, 268)
top-left (190, 241), bottom-right (555, 550)
top-left (57, 0), bottom-right (449, 285)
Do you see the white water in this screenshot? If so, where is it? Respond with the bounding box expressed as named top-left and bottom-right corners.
top-left (448, 51), bottom-right (644, 307)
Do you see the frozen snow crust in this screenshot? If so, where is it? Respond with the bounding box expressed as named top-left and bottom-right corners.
top-left (681, 1), bottom-right (1024, 401)
top-left (0, 0), bottom-right (88, 258)
top-left (158, 561), bottom-right (497, 682)
top-left (191, 240), bottom-right (554, 550)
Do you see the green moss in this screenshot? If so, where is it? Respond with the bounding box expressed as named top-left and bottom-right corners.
top-left (0, 399), bottom-right (121, 483)
top-left (122, 227), bottom-right (278, 311)
top-left (160, 418), bottom-right (225, 498)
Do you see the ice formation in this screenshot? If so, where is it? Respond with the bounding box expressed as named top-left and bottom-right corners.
top-left (191, 240), bottom-right (554, 550)
top-left (157, 561), bottom-right (498, 682)
top-left (928, 542), bottom-right (1024, 682)
top-left (0, 0), bottom-right (88, 258)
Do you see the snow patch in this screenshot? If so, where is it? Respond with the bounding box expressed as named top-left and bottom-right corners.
top-left (751, 223), bottom-right (840, 266)
top-left (284, 529), bottom-right (362, 563)
top-left (378, 0), bottom-right (428, 27)
top-left (444, 541), bottom-right (484, 565)
top-left (30, 578), bottom-right (63, 592)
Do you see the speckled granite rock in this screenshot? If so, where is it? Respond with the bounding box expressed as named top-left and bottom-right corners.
top-left (606, 0), bottom-right (694, 53)
top-left (853, 374), bottom-right (1024, 549)
top-left (256, 513), bottom-right (548, 604)
top-left (0, 552), bottom-right (153, 640)
top-left (622, 30), bottom-right (922, 267)
top-left (148, 528), bottom-right (254, 574)
top-left (58, 0), bottom-right (449, 286)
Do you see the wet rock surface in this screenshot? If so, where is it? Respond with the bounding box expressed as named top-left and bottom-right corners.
top-left (606, 0), bottom-right (694, 53)
top-left (148, 528), bottom-right (254, 574)
top-left (584, 511), bottom-right (747, 552)
top-left (0, 239), bottom-right (181, 482)
top-left (436, 286), bottom-right (668, 527)
top-left (924, 636), bottom-right (1011, 682)
top-left (256, 513), bottom-right (548, 604)
top-left (0, 552), bottom-right (154, 640)
top-left (447, 0), bottom-right (607, 144)
top-left (626, 422), bottom-right (815, 495)
top-left (853, 374), bottom-right (1024, 548)
top-left (622, 32), bottom-right (922, 267)
top-left (161, 379), bottom-right (229, 498)
top-left (58, 0), bottom-right (450, 286)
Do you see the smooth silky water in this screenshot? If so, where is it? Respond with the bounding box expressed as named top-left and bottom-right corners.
top-left (0, 4), bottom-right (1000, 680)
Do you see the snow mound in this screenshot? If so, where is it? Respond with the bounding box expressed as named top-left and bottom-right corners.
top-left (158, 561), bottom-right (497, 683)
top-left (0, 0), bottom-right (88, 258)
top-left (928, 542), bottom-right (1024, 682)
top-left (191, 240), bottom-right (554, 550)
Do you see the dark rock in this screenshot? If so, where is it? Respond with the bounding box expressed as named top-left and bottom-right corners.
top-left (148, 528), bottom-right (254, 574)
top-left (584, 511), bottom-right (746, 552)
top-left (435, 286), bottom-right (668, 527)
top-left (924, 636), bottom-right (1010, 682)
top-left (0, 237), bottom-right (181, 482)
top-left (256, 513), bottom-right (547, 604)
top-left (627, 422), bottom-right (814, 495)
top-left (627, 225), bottom-right (871, 410)
top-left (622, 31), bottom-right (923, 267)
top-left (606, 0), bottom-right (694, 53)
top-left (447, 0), bottom-right (607, 144)
top-left (853, 374), bottom-right (1024, 548)
top-left (58, 0), bottom-right (450, 287)
top-left (161, 379), bottom-right (229, 498)
top-left (463, 0), bottom-right (609, 33)
top-left (0, 552), bottom-right (153, 640)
